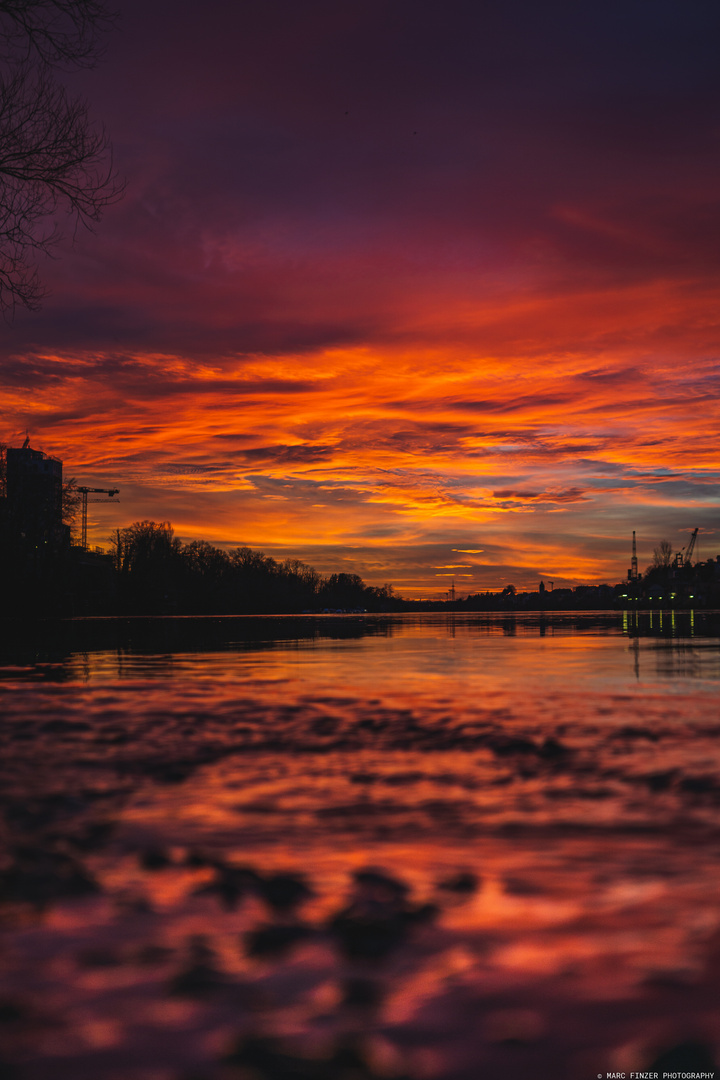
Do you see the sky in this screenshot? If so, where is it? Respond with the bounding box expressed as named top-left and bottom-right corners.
top-left (2, 0), bottom-right (720, 597)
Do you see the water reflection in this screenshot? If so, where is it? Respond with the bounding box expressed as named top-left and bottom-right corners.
top-left (1, 613), bottom-right (720, 1079)
top-left (2, 611), bottom-right (720, 688)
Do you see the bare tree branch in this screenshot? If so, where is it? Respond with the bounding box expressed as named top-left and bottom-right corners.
top-left (0, 0), bottom-right (123, 314)
top-left (0, 1), bottom-right (115, 69)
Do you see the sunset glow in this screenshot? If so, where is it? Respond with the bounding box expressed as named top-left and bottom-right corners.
top-left (3, 0), bottom-right (719, 596)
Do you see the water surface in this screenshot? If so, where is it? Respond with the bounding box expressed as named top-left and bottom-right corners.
top-left (1, 612), bottom-right (719, 1079)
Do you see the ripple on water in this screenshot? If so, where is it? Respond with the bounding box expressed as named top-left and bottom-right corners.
top-left (1, 619), bottom-right (720, 1078)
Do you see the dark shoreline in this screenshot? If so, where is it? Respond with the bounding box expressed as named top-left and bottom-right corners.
top-left (1, 609), bottom-right (719, 661)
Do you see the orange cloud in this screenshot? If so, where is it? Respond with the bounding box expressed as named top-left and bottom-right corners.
top-left (4, 296), bottom-right (719, 597)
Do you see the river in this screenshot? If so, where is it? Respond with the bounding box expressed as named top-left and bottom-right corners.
top-left (1, 612), bottom-right (719, 1079)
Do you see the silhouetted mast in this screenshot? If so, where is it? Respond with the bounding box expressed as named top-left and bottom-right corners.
top-left (629, 531), bottom-right (638, 582)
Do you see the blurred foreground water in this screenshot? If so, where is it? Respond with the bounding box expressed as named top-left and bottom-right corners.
top-left (1, 611), bottom-right (720, 1080)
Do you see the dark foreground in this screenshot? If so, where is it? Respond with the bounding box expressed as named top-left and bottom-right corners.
top-left (1, 613), bottom-right (720, 1080)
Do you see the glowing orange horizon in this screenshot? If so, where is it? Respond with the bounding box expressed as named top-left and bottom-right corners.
top-left (4, 274), bottom-right (719, 597)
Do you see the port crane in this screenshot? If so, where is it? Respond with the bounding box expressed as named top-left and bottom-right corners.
top-left (673, 527), bottom-right (699, 569)
top-left (78, 487), bottom-right (119, 550)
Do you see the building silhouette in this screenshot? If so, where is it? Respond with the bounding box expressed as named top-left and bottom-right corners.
top-left (2, 442), bottom-right (67, 550)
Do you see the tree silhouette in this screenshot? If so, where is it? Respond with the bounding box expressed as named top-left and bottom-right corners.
top-left (651, 539), bottom-right (673, 569)
top-left (101, 523), bottom-right (402, 615)
top-left (61, 474), bottom-right (80, 532)
top-left (0, 0), bottom-right (123, 312)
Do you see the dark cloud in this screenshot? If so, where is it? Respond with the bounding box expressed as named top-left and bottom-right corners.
top-left (493, 490), bottom-right (541, 500)
top-left (239, 445), bottom-right (336, 465)
top-left (640, 480), bottom-right (720, 501)
top-left (492, 487), bottom-right (589, 506)
top-left (246, 476), bottom-right (372, 505)
top-left (4, 0), bottom-right (717, 355)
top-left (450, 396), bottom-right (575, 414)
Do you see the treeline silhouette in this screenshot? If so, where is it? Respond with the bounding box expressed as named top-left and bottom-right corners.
top-left (110, 521), bottom-right (400, 615)
top-left (1, 518), bottom-right (401, 616)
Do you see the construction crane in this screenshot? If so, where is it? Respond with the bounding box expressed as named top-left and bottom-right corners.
top-left (673, 527), bottom-right (699, 570)
top-left (628, 530), bottom-right (638, 581)
top-left (78, 487), bottom-right (119, 550)
top-left (686, 527), bottom-right (699, 564)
